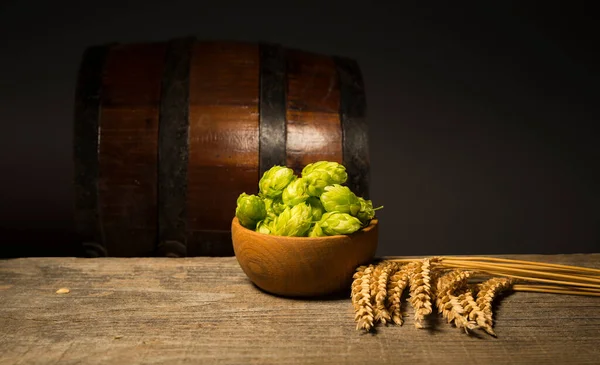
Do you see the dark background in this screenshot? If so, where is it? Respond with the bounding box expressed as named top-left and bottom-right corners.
top-left (0, 1), bottom-right (598, 257)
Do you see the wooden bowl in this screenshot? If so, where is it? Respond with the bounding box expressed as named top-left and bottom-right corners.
top-left (231, 216), bottom-right (378, 297)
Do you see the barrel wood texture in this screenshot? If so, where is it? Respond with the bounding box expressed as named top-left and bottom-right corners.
top-left (73, 38), bottom-right (369, 258)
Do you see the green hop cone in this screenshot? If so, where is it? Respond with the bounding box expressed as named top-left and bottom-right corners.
top-left (255, 217), bottom-right (273, 235)
top-left (235, 193), bottom-right (266, 229)
top-left (282, 177), bottom-right (309, 206)
top-left (302, 161), bottom-right (348, 196)
top-left (302, 161), bottom-right (348, 185)
top-left (308, 222), bottom-right (326, 237)
top-left (303, 170), bottom-right (334, 197)
top-left (271, 203), bottom-right (312, 237)
top-left (356, 197), bottom-right (375, 224)
top-left (320, 184), bottom-right (361, 216)
top-left (307, 196), bottom-right (325, 222)
top-left (263, 197), bottom-right (286, 219)
top-left (319, 211), bottom-right (363, 236)
top-left (259, 165), bottom-right (296, 199)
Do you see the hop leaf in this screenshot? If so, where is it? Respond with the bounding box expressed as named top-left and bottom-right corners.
top-left (320, 184), bottom-right (361, 216)
top-left (235, 193), bottom-right (266, 229)
top-left (356, 197), bottom-right (375, 224)
top-left (259, 165), bottom-right (296, 199)
top-left (308, 222), bottom-right (326, 237)
top-left (282, 177), bottom-right (309, 206)
top-left (319, 211), bottom-right (363, 235)
top-left (271, 203), bottom-right (312, 237)
top-left (307, 196), bottom-right (325, 222)
top-left (302, 161), bottom-right (348, 185)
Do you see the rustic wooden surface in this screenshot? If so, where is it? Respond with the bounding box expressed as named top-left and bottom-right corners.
top-left (1, 254), bottom-right (598, 364)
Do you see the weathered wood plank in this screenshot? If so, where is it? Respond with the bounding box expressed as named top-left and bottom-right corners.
top-left (0, 254), bottom-right (599, 365)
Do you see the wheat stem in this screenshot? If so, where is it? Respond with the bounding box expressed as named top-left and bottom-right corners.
top-left (441, 262), bottom-right (600, 279)
top-left (507, 284), bottom-right (600, 293)
top-left (439, 256), bottom-right (600, 275)
top-left (442, 259), bottom-right (600, 283)
top-left (438, 261), bottom-right (600, 289)
top-left (513, 284), bottom-right (600, 297)
top-left (387, 256), bottom-right (600, 277)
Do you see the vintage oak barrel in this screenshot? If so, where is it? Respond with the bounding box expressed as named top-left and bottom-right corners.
top-left (73, 37), bottom-right (369, 258)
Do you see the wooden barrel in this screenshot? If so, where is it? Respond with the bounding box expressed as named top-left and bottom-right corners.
top-left (73, 37), bottom-right (369, 258)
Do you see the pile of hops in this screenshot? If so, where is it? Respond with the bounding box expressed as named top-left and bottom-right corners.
top-left (235, 161), bottom-right (382, 237)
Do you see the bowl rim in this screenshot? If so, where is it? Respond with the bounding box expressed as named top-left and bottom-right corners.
top-left (231, 216), bottom-right (378, 241)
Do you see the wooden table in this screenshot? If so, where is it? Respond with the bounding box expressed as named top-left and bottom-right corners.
top-left (1, 254), bottom-right (599, 364)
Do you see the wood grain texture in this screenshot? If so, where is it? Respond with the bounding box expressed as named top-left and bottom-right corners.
top-left (1, 254), bottom-right (599, 364)
top-left (98, 43), bottom-right (167, 257)
top-left (285, 49), bottom-right (342, 175)
top-left (231, 217), bottom-right (377, 297)
top-left (73, 40), bottom-right (370, 257)
top-left (187, 42), bottom-right (260, 255)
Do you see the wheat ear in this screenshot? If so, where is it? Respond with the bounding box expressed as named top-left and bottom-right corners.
top-left (457, 289), bottom-right (490, 335)
top-left (373, 261), bottom-right (398, 324)
top-left (351, 265), bottom-right (367, 312)
top-left (386, 262), bottom-right (416, 325)
top-left (476, 277), bottom-right (514, 334)
top-left (369, 263), bottom-right (384, 323)
top-left (352, 265), bottom-right (375, 331)
top-left (434, 269), bottom-right (478, 332)
top-left (408, 258), bottom-right (433, 328)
